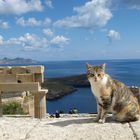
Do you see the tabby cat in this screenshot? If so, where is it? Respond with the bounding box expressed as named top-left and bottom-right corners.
top-left (86, 63), bottom-right (140, 123)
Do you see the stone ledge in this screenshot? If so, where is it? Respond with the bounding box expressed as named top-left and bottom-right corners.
top-left (0, 114), bottom-right (140, 140)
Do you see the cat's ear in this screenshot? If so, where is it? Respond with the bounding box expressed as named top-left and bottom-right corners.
top-left (100, 63), bottom-right (106, 70)
top-left (86, 63), bottom-right (92, 69)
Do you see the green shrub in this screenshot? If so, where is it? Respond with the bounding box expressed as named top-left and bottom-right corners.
top-left (2, 102), bottom-right (25, 115)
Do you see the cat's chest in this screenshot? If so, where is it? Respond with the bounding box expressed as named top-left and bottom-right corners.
top-left (89, 77), bottom-right (108, 103)
top-left (91, 84), bottom-right (103, 102)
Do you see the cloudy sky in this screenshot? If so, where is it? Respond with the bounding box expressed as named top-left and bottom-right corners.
top-left (0, 0), bottom-right (140, 61)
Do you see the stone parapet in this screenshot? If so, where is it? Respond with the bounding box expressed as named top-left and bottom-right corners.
top-left (0, 65), bottom-right (48, 119)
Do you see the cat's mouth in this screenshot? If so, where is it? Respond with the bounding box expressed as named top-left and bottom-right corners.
top-left (94, 77), bottom-right (97, 82)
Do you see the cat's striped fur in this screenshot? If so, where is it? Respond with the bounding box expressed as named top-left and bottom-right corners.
top-left (86, 63), bottom-right (140, 123)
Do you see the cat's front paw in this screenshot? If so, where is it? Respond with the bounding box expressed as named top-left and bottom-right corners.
top-left (98, 119), bottom-right (105, 123)
top-left (94, 116), bottom-right (100, 122)
top-left (94, 117), bottom-right (106, 123)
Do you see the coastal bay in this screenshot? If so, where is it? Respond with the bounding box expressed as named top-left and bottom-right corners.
top-left (42, 74), bottom-right (90, 100)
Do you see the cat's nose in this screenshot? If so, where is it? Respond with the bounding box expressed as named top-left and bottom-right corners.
top-left (94, 77), bottom-right (97, 82)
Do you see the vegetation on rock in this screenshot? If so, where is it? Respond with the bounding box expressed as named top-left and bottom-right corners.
top-left (3, 102), bottom-right (26, 115)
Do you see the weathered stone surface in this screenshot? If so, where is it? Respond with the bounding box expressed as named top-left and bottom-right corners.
top-left (17, 74), bottom-right (34, 83)
top-left (0, 115), bottom-right (138, 140)
top-left (0, 66), bottom-right (44, 83)
top-left (0, 65), bottom-right (47, 119)
top-left (27, 66), bottom-right (44, 74)
top-left (10, 67), bottom-right (28, 74)
top-left (0, 67), bottom-right (11, 74)
top-left (34, 73), bottom-right (44, 83)
top-left (34, 90), bottom-right (47, 118)
top-left (0, 74), bottom-right (17, 83)
top-left (0, 117), bottom-right (40, 140)
top-left (130, 121), bottom-right (140, 140)
top-left (0, 83), bottom-right (40, 92)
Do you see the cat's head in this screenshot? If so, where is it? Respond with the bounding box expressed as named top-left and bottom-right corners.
top-left (86, 63), bottom-right (106, 82)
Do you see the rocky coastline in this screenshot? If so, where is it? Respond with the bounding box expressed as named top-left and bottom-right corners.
top-left (42, 74), bottom-right (90, 100)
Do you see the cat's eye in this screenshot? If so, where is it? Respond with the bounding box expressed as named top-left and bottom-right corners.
top-left (90, 74), bottom-right (95, 77)
top-left (98, 74), bottom-right (101, 77)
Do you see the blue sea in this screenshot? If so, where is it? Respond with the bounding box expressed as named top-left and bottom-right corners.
top-left (1, 59), bottom-right (140, 114)
top-left (41, 59), bottom-right (140, 114)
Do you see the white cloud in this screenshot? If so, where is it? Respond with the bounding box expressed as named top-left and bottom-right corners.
top-left (54, 0), bottom-right (112, 28)
top-left (46, 0), bottom-right (53, 8)
top-left (50, 35), bottom-right (69, 48)
top-left (16, 17), bottom-right (41, 27)
top-left (107, 30), bottom-right (120, 42)
top-left (0, 20), bottom-right (9, 29)
top-left (17, 33), bottom-right (49, 50)
top-left (0, 35), bottom-right (4, 45)
top-left (43, 28), bottom-right (53, 37)
top-left (43, 18), bottom-right (52, 26)
top-left (16, 17), bottom-right (52, 27)
top-left (6, 37), bottom-right (22, 46)
top-left (0, 33), bottom-right (48, 50)
top-left (21, 33), bottom-right (49, 51)
top-left (0, 33), bottom-right (69, 51)
top-left (112, 0), bottom-right (140, 10)
top-left (0, 0), bottom-right (43, 15)
top-left (119, 0), bottom-right (140, 10)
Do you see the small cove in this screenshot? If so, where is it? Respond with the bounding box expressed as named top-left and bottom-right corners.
top-left (47, 88), bottom-right (97, 114)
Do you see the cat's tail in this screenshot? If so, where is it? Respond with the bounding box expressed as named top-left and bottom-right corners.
top-left (130, 87), bottom-right (140, 105)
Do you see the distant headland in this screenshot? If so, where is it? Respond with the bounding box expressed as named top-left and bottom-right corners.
top-left (0, 57), bottom-right (38, 64)
top-left (42, 74), bottom-right (90, 100)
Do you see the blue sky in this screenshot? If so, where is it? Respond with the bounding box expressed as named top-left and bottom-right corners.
top-left (0, 0), bottom-right (140, 61)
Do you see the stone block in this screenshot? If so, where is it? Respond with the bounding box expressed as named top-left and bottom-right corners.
top-left (10, 67), bottom-right (29, 74)
top-left (21, 95), bottom-right (34, 116)
top-left (0, 74), bottom-right (17, 83)
top-left (28, 99), bottom-right (34, 117)
top-left (16, 74), bottom-right (34, 83)
top-left (34, 90), bottom-right (47, 119)
top-left (0, 83), bottom-right (40, 92)
top-left (27, 66), bottom-right (44, 74)
top-left (0, 67), bottom-right (11, 74)
top-left (34, 73), bottom-right (44, 83)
